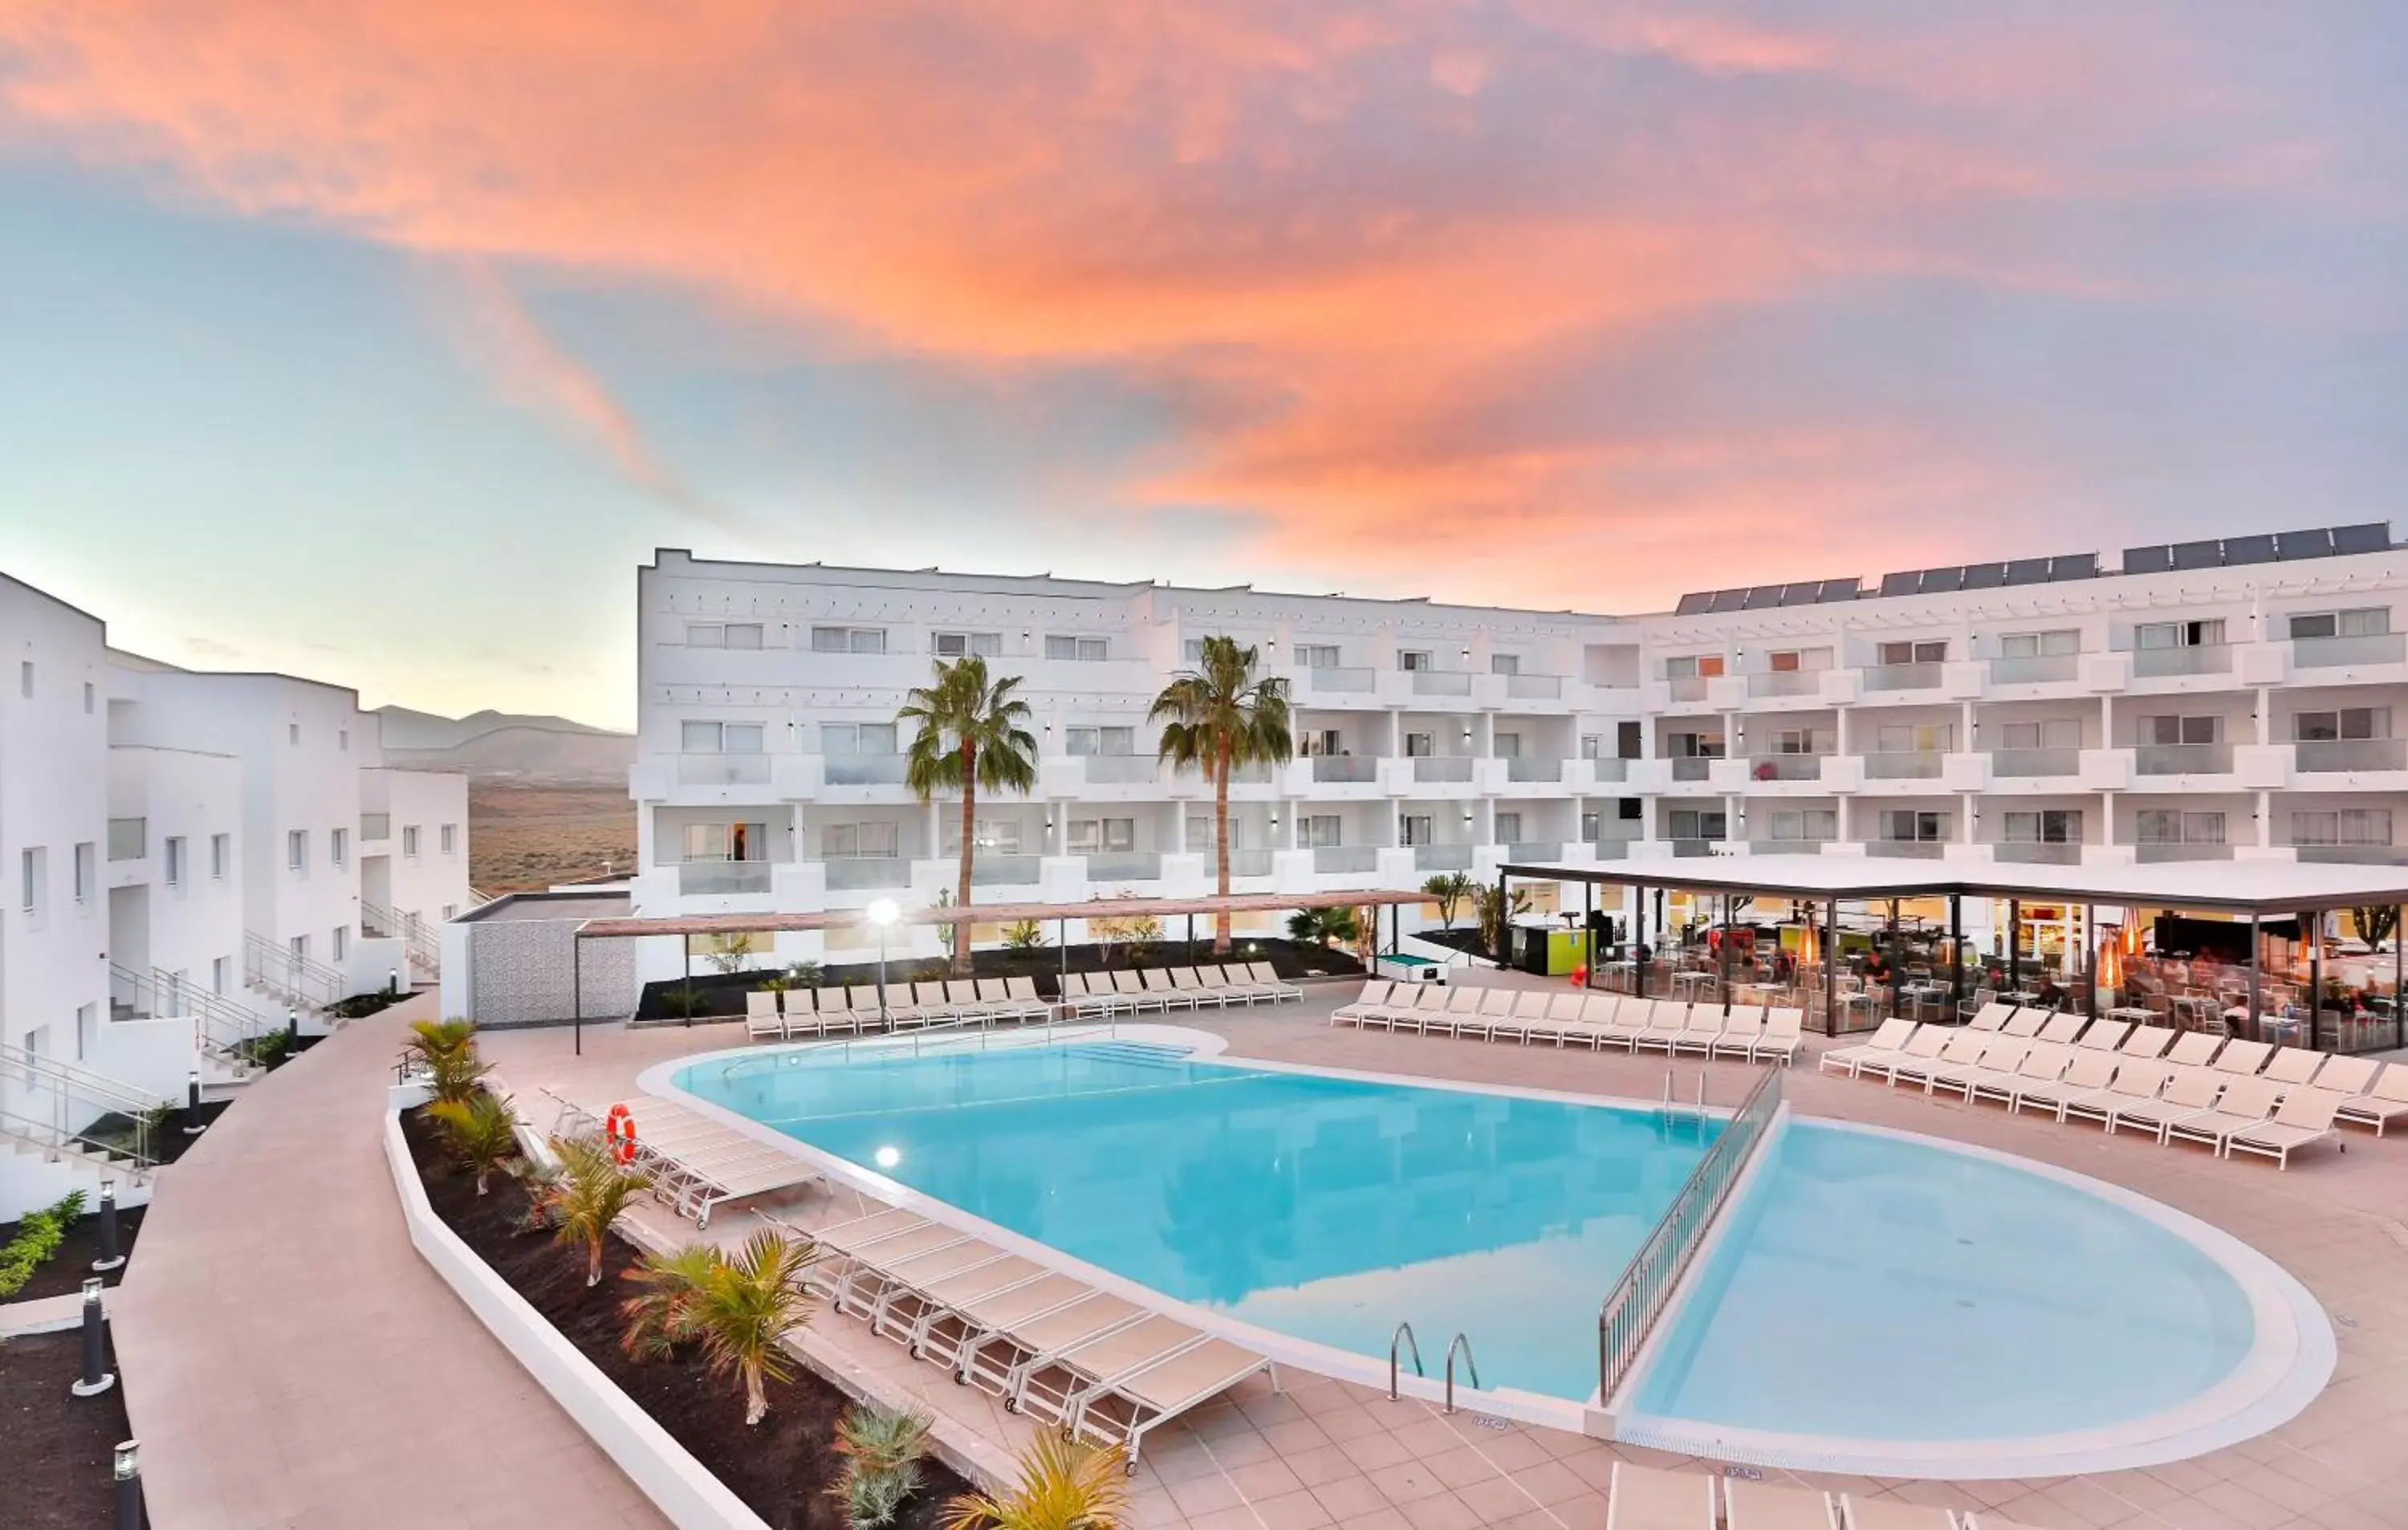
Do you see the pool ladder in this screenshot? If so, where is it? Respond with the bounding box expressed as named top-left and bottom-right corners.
top-left (1661, 1069), bottom-right (1707, 1117)
top-left (1387, 1323), bottom-right (1483, 1414)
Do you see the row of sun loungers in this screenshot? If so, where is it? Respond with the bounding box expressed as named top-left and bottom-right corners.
top-left (1608, 1460), bottom-right (2036, 1530)
top-left (1331, 980), bottom-right (1804, 1064)
top-left (551, 1093), bottom-right (820, 1226)
top-left (1057, 962), bottom-right (1304, 1016)
top-left (746, 978), bottom-right (1057, 1040)
top-left (1821, 1015), bottom-right (2408, 1166)
top-left (801, 1205), bottom-right (1274, 1471)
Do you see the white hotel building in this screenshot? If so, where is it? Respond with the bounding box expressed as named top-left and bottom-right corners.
top-left (630, 525), bottom-right (2408, 966)
top-left (1, 571), bottom-right (470, 1215)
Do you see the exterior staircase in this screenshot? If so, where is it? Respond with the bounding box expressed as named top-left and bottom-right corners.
top-left (0, 1043), bottom-right (166, 1196)
top-left (110, 963), bottom-right (270, 1083)
top-left (242, 930), bottom-right (348, 1023)
top-left (360, 899), bottom-right (441, 980)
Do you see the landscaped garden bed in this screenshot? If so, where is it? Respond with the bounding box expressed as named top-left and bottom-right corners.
top-left (0, 1326), bottom-right (133, 1530)
top-left (0, 1198), bottom-right (144, 1301)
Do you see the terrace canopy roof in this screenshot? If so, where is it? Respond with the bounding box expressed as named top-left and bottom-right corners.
top-left (1500, 852), bottom-right (2408, 917)
top-left (573, 888), bottom-right (1432, 941)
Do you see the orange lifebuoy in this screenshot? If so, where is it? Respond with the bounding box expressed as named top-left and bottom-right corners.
top-left (604, 1103), bottom-right (637, 1165)
top-left (1570, 966), bottom-right (1588, 987)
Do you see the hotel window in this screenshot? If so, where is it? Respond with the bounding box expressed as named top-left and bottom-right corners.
top-left (441, 904), bottom-right (457, 921)
top-left (212, 957), bottom-right (230, 998)
top-left (1182, 638), bottom-right (1206, 662)
top-left (1495, 812), bottom-right (1523, 842)
top-left (2294, 810), bottom-right (2392, 847)
top-left (339, 728), bottom-right (349, 751)
top-left (19, 847), bottom-right (40, 915)
top-left (211, 833), bottom-right (230, 880)
top-left (821, 821), bottom-right (899, 859)
top-left (1493, 731), bottom-right (1522, 759)
top-left (1670, 808), bottom-right (1727, 840)
top-left (165, 836), bottom-right (186, 888)
top-left (403, 825), bottom-right (421, 859)
top-left (1880, 810), bottom-right (1948, 842)
top-left (1768, 727), bottom-right (1827, 755)
top-left (1999, 719), bottom-right (2081, 749)
top-left (2294, 708), bottom-right (2388, 741)
top-left (1068, 818), bottom-right (1136, 854)
top-left (685, 822), bottom-right (767, 861)
top-left (1185, 815), bottom-right (1247, 851)
top-left (1404, 731), bottom-right (1435, 757)
top-left (1876, 640), bottom-right (1947, 665)
top-left (1580, 734), bottom-right (1604, 759)
top-left (2004, 810), bottom-right (2083, 844)
top-left (441, 824), bottom-right (458, 856)
top-left (681, 720), bottom-right (765, 754)
top-left (1769, 809), bottom-right (1838, 841)
top-left (820, 722), bottom-right (897, 755)
top-left (811, 625), bottom-right (888, 654)
top-left (934, 631), bottom-right (1002, 658)
top-left (1765, 648), bottom-right (1832, 672)
top-left (2287, 608), bottom-right (2389, 641)
top-left (1064, 726), bottom-right (1135, 756)
top-left (291, 934), bottom-right (310, 966)
top-left (18, 661), bottom-right (31, 698)
top-left (73, 843), bottom-right (93, 905)
top-left (1302, 816), bottom-right (1343, 848)
top-left (332, 926), bottom-right (349, 962)
top-left (686, 621), bottom-right (766, 649)
top-left (332, 828), bottom-right (348, 869)
top-left (1297, 729), bottom-right (1343, 757)
top-left (83, 682), bottom-right (94, 714)
top-left (1489, 653), bottom-right (1520, 675)
top-left (1665, 730), bottom-right (1723, 759)
top-left (2136, 810), bottom-right (2226, 845)
top-left (288, 829), bottom-right (309, 872)
top-left (2142, 715), bottom-right (2221, 745)
top-left (1397, 649), bottom-right (1432, 671)
top-left (940, 819), bottom-right (1024, 855)
top-left (1580, 811), bottom-right (1601, 840)
top-left (1619, 798), bottom-right (1643, 820)
top-left (1662, 654), bottom-right (1724, 678)
top-left (1873, 722), bottom-right (1954, 753)
top-left (1296, 644), bottom-right (1341, 669)
top-left (1398, 814), bottom-right (1433, 846)
top-left (1044, 634), bottom-right (1108, 661)
top-left (1999, 629), bottom-right (2080, 657)
top-left (289, 722), bottom-right (300, 745)
top-left (2135, 618), bottom-right (2224, 649)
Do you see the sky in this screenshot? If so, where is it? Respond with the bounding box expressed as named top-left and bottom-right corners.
top-left (1, 2), bottom-right (2404, 730)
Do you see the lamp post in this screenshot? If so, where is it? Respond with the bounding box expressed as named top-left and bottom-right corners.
top-left (867, 897), bottom-right (900, 1031)
top-left (114, 1439), bottom-right (143, 1530)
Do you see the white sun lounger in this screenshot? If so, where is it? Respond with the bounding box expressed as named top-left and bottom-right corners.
top-left (915, 1268), bottom-right (1092, 1376)
top-left (2260, 1047), bottom-right (2329, 1089)
top-left (962, 1291), bottom-right (1146, 1400)
top-left (827, 1223), bottom-right (976, 1315)
top-left (2165, 1074), bottom-right (2288, 1154)
top-left (1820, 1018), bottom-right (1917, 1078)
top-left (1332, 979), bottom-right (1392, 1025)
top-left (1672, 1006), bottom-right (1735, 1057)
top-left (2033, 1012), bottom-right (2089, 1045)
top-left (1926, 1037), bottom-right (2033, 1101)
top-left (2073, 1019), bottom-right (2130, 1052)
top-left (2163, 1031), bottom-right (2225, 1068)
top-left (1712, 1007), bottom-right (1769, 1061)
top-left (1138, 968), bottom-right (1189, 1011)
top-left (1633, 1000), bottom-right (1691, 1054)
top-left (1839, 1495), bottom-right (1956, 1530)
top-left (2002, 1008), bottom-right (2049, 1038)
top-left (2210, 1038), bottom-right (2274, 1076)
top-left (2223, 1087), bottom-right (2349, 1168)
top-left (1723, 1478), bottom-right (1837, 1530)
top-left (1878, 1027), bottom-right (1971, 1088)
top-left (1966, 1003), bottom-right (2016, 1032)
top-left (1607, 1460), bottom-right (1716, 1530)
top-left (2117, 1024), bottom-right (2177, 1060)
top-left (2011, 1048), bottom-right (2120, 1118)
top-left (1004, 976), bottom-right (1055, 1020)
top-left (1016, 1311), bottom-right (1204, 1425)
top-left (859, 1239), bottom-right (1012, 1340)
top-left (1070, 1333), bottom-right (1275, 1471)
top-left (2333, 1062), bottom-right (2408, 1136)
top-left (1971, 1042), bottom-right (2067, 1107)
top-left (2107, 1066), bottom-right (2225, 1141)
top-left (885, 1251), bottom-right (1049, 1349)
top-left (2061, 1057), bottom-right (2171, 1125)
top-left (745, 989), bottom-right (784, 1039)
top-left (1247, 962), bottom-right (1305, 1002)
top-left (1754, 1009), bottom-right (1805, 1065)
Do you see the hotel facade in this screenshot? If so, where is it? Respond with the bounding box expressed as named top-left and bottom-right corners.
top-left (628, 526), bottom-right (2408, 968)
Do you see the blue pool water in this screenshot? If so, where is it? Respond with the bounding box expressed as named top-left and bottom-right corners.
top-left (674, 1041), bottom-right (2264, 1442)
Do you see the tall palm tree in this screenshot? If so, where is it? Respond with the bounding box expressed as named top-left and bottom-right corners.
top-left (899, 656), bottom-right (1039, 975)
top-left (1149, 636), bottom-right (1292, 954)
top-left (618, 1230), bottom-right (816, 1426)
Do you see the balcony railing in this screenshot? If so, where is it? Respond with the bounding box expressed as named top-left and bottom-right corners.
top-left (1865, 840), bottom-right (1946, 859)
top-left (1993, 841), bottom-right (2082, 865)
top-left (1863, 661), bottom-right (1942, 691)
top-left (2129, 644), bottom-right (2231, 678)
top-left (1748, 838), bottom-right (1832, 855)
top-left (1747, 670), bottom-right (1820, 698)
top-left (1310, 755), bottom-right (1380, 783)
top-left (1744, 754), bottom-right (1824, 783)
top-left (106, 817), bottom-right (147, 861)
top-left (678, 860), bottom-right (773, 895)
top-left (1080, 755), bottom-right (1158, 784)
top-left (1588, 840), bottom-right (1633, 861)
top-left (1312, 845), bottom-right (1380, 873)
top-left (677, 752), bottom-right (771, 785)
top-left (1412, 757), bottom-right (1474, 783)
top-left (1505, 841), bottom-right (1562, 863)
top-left (1669, 837), bottom-right (1726, 857)
top-left (1862, 751), bottom-right (1942, 779)
top-left (1668, 756), bottom-right (1716, 782)
top-left (2136, 743), bottom-right (2231, 775)
top-left (1505, 673), bottom-right (1564, 700)
top-left (1665, 676), bottom-right (1711, 703)
top-left (967, 854), bottom-right (1043, 885)
top-left (2296, 739), bottom-right (2406, 773)
top-left (2292, 633), bottom-right (2406, 668)
top-left (1506, 758), bottom-right (1564, 783)
top-left (360, 812), bottom-right (391, 841)
top-left (1083, 852), bottom-right (1162, 882)
top-left (1989, 654), bottom-right (2081, 684)
top-left (821, 857), bottom-right (909, 891)
top-left (1990, 747), bottom-right (2080, 778)
top-left (1588, 757), bottom-right (1630, 783)
top-left (2134, 842), bottom-right (2233, 862)
top-left (1412, 843), bottom-right (1474, 870)
top-left (1229, 762), bottom-right (1276, 786)
top-left (1409, 670), bottom-right (1472, 697)
top-left (824, 755), bottom-right (906, 785)
top-left (1300, 665), bottom-right (1376, 693)
top-left (1222, 848), bottom-right (1275, 877)
top-left (2293, 844), bottom-right (2408, 865)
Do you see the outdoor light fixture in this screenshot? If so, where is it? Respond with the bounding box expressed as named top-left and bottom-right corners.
top-left (114, 1439), bottom-right (141, 1530)
top-left (71, 1279), bottom-right (114, 1397)
top-left (93, 1180), bottom-right (124, 1273)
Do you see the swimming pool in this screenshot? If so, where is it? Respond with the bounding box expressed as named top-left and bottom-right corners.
top-left (657, 1029), bottom-right (2332, 1476)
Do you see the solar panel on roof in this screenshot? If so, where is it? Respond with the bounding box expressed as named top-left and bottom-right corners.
top-left (2273, 528), bottom-right (2333, 560)
top-left (1709, 588), bottom-right (1751, 612)
top-left (2002, 557), bottom-right (2050, 586)
top-left (1743, 584), bottom-right (1784, 608)
top-left (1674, 592), bottom-right (1714, 615)
top-left (1960, 563), bottom-right (2006, 590)
top-left (2331, 522), bottom-right (2390, 555)
top-left (2123, 545), bottom-right (2173, 575)
top-left (2172, 539), bottom-right (2223, 570)
top-left (2049, 552), bottom-right (2099, 581)
top-left (1818, 579), bottom-right (1864, 602)
top-left (1779, 582), bottom-right (1822, 606)
top-left (1918, 568), bottom-right (1963, 595)
top-left (1878, 571), bottom-right (1921, 596)
top-left (2222, 534), bottom-right (2276, 568)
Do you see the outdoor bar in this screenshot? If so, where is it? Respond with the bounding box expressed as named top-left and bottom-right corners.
top-left (1499, 852), bottom-right (2408, 1053)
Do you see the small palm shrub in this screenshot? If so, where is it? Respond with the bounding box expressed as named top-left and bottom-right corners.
top-left (832, 1402), bottom-right (935, 1528)
top-left (426, 1090), bottom-right (522, 1194)
top-left (1003, 919), bottom-right (1048, 953)
top-left (944, 1429), bottom-right (1127, 1530)
top-left (542, 1136), bottom-right (655, 1286)
top-left (404, 1018), bottom-right (477, 1066)
top-left (617, 1229), bottom-right (816, 1424)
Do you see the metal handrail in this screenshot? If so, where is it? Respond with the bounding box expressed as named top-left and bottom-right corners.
top-left (1388, 1321), bottom-right (1423, 1401)
top-left (243, 930), bottom-right (345, 1009)
top-left (0, 1041), bottom-right (164, 1114)
top-left (1442, 1333), bottom-right (1481, 1414)
top-left (1596, 1064), bottom-right (1783, 1406)
top-left (0, 1103), bottom-right (157, 1176)
top-left (111, 962), bottom-right (266, 1062)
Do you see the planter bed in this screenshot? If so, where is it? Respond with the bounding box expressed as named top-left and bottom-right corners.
top-left (0, 1205), bottom-right (144, 1301)
top-left (399, 1105), bottom-right (966, 1530)
top-left (0, 1326), bottom-right (133, 1529)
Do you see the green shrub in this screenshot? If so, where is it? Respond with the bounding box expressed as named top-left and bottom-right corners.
top-left (656, 987), bottom-right (710, 1017)
top-left (0, 1191), bottom-right (92, 1299)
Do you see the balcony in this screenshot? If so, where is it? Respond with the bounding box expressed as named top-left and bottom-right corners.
top-left (2292, 633), bottom-right (2406, 668)
top-left (2296, 739), bottom-right (2406, 773)
top-left (1993, 841), bottom-right (2082, 865)
top-left (1505, 673), bottom-right (1564, 700)
top-left (824, 755), bottom-right (907, 786)
top-left (360, 812), bottom-right (391, 841)
top-left (1748, 838), bottom-right (1832, 855)
top-left (106, 817), bottom-right (146, 861)
top-left (1862, 751), bottom-right (1942, 780)
top-left (1229, 762), bottom-right (1277, 786)
top-left (1865, 840), bottom-right (1946, 859)
top-left (1312, 845), bottom-right (1379, 873)
top-left (1298, 665), bottom-right (1376, 694)
top-left (1311, 755), bottom-right (1381, 783)
top-left (822, 857), bottom-right (910, 891)
top-left (1669, 837), bottom-right (1726, 857)
top-left (1588, 757), bottom-right (1630, 783)
top-left (1744, 754), bottom-right (1824, 783)
top-left (1221, 848), bottom-right (1275, 877)
top-left (2134, 842), bottom-right (2233, 862)
top-left (1990, 747), bottom-right (2080, 779)
top-left (1412, 757), bottom-right (1475, 783)
top-left (1588, 840), bottom-right (1633, 861)
top-left (1668, 756), bottom-right (1716, 782)
top-left (2293, 844), bottom-right (2408, 865)
top-left (677, 752), bottom-right (771, 786)
top-left (678, 860), bottom-right (773, 895)
top-left (1863, 661), bottom-right (1942, 692)
top-left (967, 854), bottom-right (1043, 885)
top-left (1747, 670), bottom-right (1820, 698)
top-left (1083, 852), bottom-right (1162, 882)
top-left (2136, 743), bottom-right (2232, 775)
top-left (1989, 654), bottom-right (2081, 684)
top-left (1080, 755), bottom-right (1158, 784)
top-left (1409, 670), bottom-right (1472, 698)
top-left (1665, 676), bottom-right (1711, 704)
top-left (1503, 841), bottom-right (1563, 863)
top-left (2129, 644), bottom-right (2231, 678)
top-left (1412, 843), bottom-right (1475, 870)
top-left (1505, 757), bottom-right (1565, 783)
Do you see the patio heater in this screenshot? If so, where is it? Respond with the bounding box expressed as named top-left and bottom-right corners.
top-left (867, 897), bottom-right (901, 1029)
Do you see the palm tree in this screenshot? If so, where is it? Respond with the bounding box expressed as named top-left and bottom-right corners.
top-left (405, 1017), bottom-right (477, 1065)
top-left (543, 1136), bottom-right (655, 1287)
top-left (617, 1230), bottom-right (816, 1426)
top-left (899, 656), bottom-right (1039, 975)
top-left (942, 1428), bottom-right (1128, 1530)
top-left (1422, 872), bottom-right (1473, 930)
top-left (1149, 637), bottom-right (1292, 954)
top-left (426, 1090), bottom-right (521, 1194)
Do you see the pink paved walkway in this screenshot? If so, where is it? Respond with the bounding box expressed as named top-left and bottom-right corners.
top-left (109, 994), bottom-right (669, 1530)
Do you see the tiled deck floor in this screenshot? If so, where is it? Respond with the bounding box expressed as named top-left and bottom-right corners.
top-left (486, 979), bottom-right (2408, 1530)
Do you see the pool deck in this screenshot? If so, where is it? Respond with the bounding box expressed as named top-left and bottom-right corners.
top-left (485, 982), bottom-right (2408, 1530)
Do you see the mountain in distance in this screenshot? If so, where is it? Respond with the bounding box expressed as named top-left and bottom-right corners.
top-left (376, 706), bottom-right (633, 785)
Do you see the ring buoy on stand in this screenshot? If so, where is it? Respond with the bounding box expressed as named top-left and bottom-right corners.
top-left (604, 1103), bottom-right (637, 1165)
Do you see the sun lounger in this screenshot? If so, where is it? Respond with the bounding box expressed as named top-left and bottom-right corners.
top-left (1672, 1006), bottom-right (1735, 1057)
top-left (2117, 1024), bottom-right (2176, 1060)
top-left (859, 1239), bottom-right (1012, 1340)
top-left (882, 1251), bottom-right (1047, 1349)
top-left (2107, 1066), bottom-right (2224, 1141)
top-left (2011, 1048), bottom-right (2119, 1118)
top-left (1430, 983), bottom-right (1487, 1036)
top-left (2073, 1019), bottom-right (2130, 1052)
top-left (746, 991), bottom-right (787, 1040)
top-left (1217, 964), bottom-right (1280, 1003)
top-left (1874, 1027), bottom-right (1965, 1088)
top-left (1606, 1461), bottom-right (1716, 1530)
top-left (1633, 1000), bottom-right (1691, 1054)
top-left (1166, 966), bottom-right (1215, 1007)
top-left (1927, 1037), bottom-right (2032, 1102)
top-left (1332, 979), bottom-right (1392, 1026)
top-left (2164, 1031), bottom-right (2225, 1068)
top-left (1999, 1007), bottom-right (2047, 1037)
top-left (2260, 1047), bottom-right (2328, 1088)
top-left (1971, 1042), bottom-right (2067, 1107)
top-left (1966, 1002), bottom-right (2015, 1032)
top-left (1713, 1007), bottom-right (1769, 1061)
top-left (2034, 1012), bottom-right (2089, 1045)
top-left (1112, 970), bottom-right (1167, 1013)
top-left (911, 982), bottom-right (957, 1024)
top-left (1839, 1495), bottom-right (1955, 1530)
top-left (2166, 1073), bottom-right (2288, 1154)
top-left (2334, 1062), bottom-right (2408, 1137)
top-left (2060, 1056), bottom-right (2170, 1125)
top-left (2312, 1054), bottom-right (2379, 1099)
top-left (1196, 966), bottom-right (1253, 1005)
top-left (1247, 962), bottom-right (1305, 1002)
top-left (1599, 997), bottom-right (1653, 1051)
top-left (913, 1268), bottom-right (1090, 1374)
top-left (827, 1222), bottom-right (974, 1314)
top-left (1820, 1018), bottom-right (1917, 1078)
top-left (1754, 1008), bottom-right (1805, 1065)
top-left (2223, 1086), bottom-right (2349, 1168)
top-left (1403, 984), bottom-right (1468, 1035)
top-left (1486, 989), bottom-right (1548, 1044)
top-left (1529, 991), bottom-right (1589, 1044)
top-left (961, 1291), bottom-right (1145, 1399)
top-left (1069, 1333), bottom-right (1275, 1471)
top-left (1723, 1479), bottom-right (1837, 1530)
top-left (1138, 967), bottom-right (1190, 1011)
top-left (2210, 1038), bottom-right (2273, 1076)
top-left (797, 988), bottom-right (857, 1036)
top-left (1016, 1311), bottom-right (1203, 1425)
top-left (1004, 976), bottom-right (1055, 1020)
top-left (1373, 983), bottom-right (1438, 1032)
